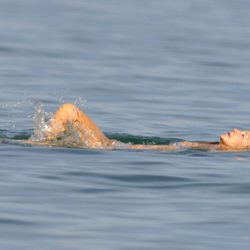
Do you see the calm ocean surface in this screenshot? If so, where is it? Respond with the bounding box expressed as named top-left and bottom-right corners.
top-left (1, 0), bottom-right (250, 249)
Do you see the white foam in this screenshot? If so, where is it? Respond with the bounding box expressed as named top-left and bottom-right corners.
top-left (30, 102), bottom-right (51, 141)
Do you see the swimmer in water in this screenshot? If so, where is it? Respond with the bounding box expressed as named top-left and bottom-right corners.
top-left (33, 103), bottom-right (250, 151)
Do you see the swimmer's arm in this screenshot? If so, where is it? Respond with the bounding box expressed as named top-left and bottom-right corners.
top-left (178, 141), bottom-right (220, 150)
top-left (127, 144), bottom-right (179, 151)
top-left (44, 104), bottom-right (110, 148)
top-left (127, 141), bottom-right (220, 151)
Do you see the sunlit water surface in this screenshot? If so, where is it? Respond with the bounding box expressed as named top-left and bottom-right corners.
top-left (1, 0), bottom-right (250, 249)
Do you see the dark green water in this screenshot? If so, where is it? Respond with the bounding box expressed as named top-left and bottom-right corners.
top-left (1, 0), bottom-right (250, 249)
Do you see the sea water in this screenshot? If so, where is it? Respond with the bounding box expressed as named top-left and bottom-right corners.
top-left (1, 0), bottom-right (250, 249)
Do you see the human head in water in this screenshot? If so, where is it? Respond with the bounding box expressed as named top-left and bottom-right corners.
top-left (220, 128), bottom-right (250, 149)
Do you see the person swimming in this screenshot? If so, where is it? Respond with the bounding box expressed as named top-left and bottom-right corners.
top-left (26, 103), bottom-right (250, 151)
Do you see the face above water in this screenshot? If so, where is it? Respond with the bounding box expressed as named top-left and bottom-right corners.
top-left (220, 128), bottom-right (250, 149)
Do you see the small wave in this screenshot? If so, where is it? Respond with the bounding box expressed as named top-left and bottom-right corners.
top-left (0, 218), bottom-right (36, 226)
top-left (0, 129), bottom-right (31, 140)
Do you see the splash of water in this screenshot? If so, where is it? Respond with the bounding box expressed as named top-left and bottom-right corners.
top-left (30, 102), bottom-right (52, 141)
top-left (29, 97), bottom-right (86, 142)
top-left (73, 96), bottom-right (87, 108)
top-left (51, 92), bottom-right (87, 109)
